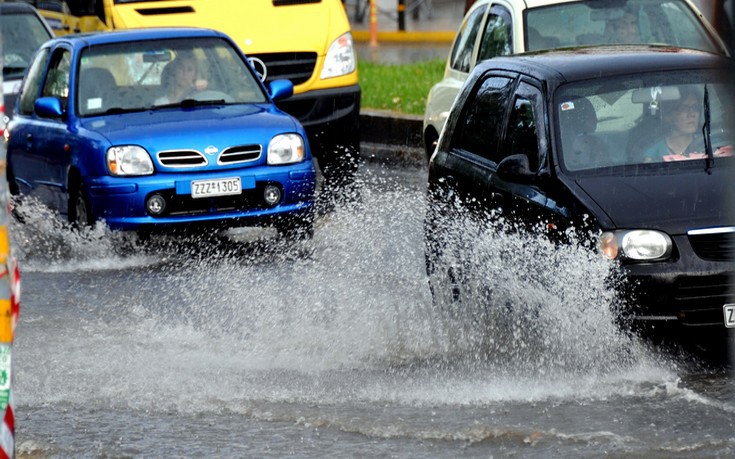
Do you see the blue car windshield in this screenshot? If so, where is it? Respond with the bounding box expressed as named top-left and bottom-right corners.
top-left (555, 70), bottom-right (735, 172)
top-left (526, 0), bottom-right (725, 55)
top-left (77, 37), bottom-right (268, 117)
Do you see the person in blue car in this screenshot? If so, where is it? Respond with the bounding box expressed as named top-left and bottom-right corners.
top-left (156, 51), bottom-right (201, 104)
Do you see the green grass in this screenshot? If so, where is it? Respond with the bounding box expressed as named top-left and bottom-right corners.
top-left (358, 58), bottom-right (445, 115)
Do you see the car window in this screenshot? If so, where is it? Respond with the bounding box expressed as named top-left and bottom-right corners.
top-left (525, 0), bottom-right (724, 54)
top-left (18, 48), bottom-right (51, 116)
top-left (0, 10), bottom-right (53, 80)
top-left (477, 5), bottom-right (513, 61)
top-left (41, 48), bottom-right (71, 110)
top-left (451, 75), bottom-right (514, 160)
top-left (449, 4), bottom-right (487, 73)
top-left (556, 71), bottom-right (735, 172)
top-left (500, 82), bottom-right (544, 172)
top-left (77, 36), bottom-right (267, 116)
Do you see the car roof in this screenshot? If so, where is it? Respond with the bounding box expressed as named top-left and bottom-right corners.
top-left (475, 46), bottom-right (733, 85)
top-left (44, 27), bottom-right (228, 48)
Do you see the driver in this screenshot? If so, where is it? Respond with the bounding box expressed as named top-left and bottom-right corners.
top-left (156, 51), bottom-right (203, 104)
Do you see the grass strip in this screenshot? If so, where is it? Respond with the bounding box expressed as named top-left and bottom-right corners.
top-left (358, 58), bottom-right (445, 115)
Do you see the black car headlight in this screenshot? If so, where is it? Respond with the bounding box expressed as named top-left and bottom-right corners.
top-left (107, 146), bottom-right (154, 176)
top-left (599, 230), bottom-right (673, 261)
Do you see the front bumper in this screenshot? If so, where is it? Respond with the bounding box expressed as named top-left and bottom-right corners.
top-left (85, 162), bottom-right (316, 231)
top-left (619, 234), bottom-right (735, 329)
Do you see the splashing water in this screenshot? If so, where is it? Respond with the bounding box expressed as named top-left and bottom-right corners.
top-left (12, 166), bottom-right (674, 414)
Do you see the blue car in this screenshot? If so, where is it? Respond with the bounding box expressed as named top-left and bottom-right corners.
top-left (6, 28), bottom-right (317, 238)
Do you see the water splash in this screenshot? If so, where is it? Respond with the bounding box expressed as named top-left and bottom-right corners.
top-left (13, 166), bottom-right (676, 412)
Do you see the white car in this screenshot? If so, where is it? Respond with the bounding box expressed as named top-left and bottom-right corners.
top-left (422, 0), bottom-right (730, 161)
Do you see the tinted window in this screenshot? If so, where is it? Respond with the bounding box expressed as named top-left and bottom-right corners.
top-left (452, 75), bottom-right (514, 159)
top-left (478, 5), bottom-right (513, 61)
top-left (449, 5), bottom-right (487, 73)
top-left (18, 48), bottom-right (51, 115)
top-left (525, 0), bottom-right (724, 54)
top-left (500, 83), bottom-right (544, 171)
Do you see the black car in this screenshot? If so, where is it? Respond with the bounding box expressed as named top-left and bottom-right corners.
top-left (1, 2), bottom-right (54, 119)
top-left (425, 46), bottom-right (735, 335)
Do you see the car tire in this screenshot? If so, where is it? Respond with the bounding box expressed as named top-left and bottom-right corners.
top-left (424, 181), bottom-right (464, 308)
top-left (68, 179), bottom-right (94, 228)
top-left (424, 127), bottom-right (439, 164)
top-left (276, 213), bottom-right (314, 241)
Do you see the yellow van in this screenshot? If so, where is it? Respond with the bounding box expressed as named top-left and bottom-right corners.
top-left (54, 0), bottom-right (362, 193)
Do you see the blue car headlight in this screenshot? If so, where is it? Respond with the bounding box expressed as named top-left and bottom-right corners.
top-left (599, 230), bottom-right (673, 261)
top-left (267, 134), bottom-right (305, 165)
top-left (320, 32), bottom-right (356, 79)
top-left (106, 146), bottom-right (154, 176)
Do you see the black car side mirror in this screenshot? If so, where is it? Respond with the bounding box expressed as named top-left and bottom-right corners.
top-left (497, 154), bottom-right (535, 184)
top-left (34, 96), bottom-right (64, 119)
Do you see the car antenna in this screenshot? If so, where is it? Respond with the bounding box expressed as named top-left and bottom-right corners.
top-left (703, 84), bottom-right (714, 174)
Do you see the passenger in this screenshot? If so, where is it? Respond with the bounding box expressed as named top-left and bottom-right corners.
top-left (641, 87), bottom-right (703, 162)
top-left (156, 51), bottom-right (200, 104)
top-left (604, 8), bottom-right (641, 44)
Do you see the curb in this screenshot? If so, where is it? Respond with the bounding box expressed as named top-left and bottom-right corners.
top-left (359, 110), bottom-right (425, 165)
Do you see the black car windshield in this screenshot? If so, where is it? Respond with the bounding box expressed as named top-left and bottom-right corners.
top-left (526, 0), bottom-right (725, 55)
top-left (77, 37), bottom-right (268, 117)
top-left (556, 70), bottom-right (735, 172)
top-left (1, 11), bottom-right (53, 79)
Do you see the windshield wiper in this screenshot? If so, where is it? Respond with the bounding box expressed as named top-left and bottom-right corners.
top-left (703, 84), bottom-right (714, 174)
top-left (153, 99), bottom-right (227, 110)
top-left (104, 107), bottom-right (147, 115)
top-left (179, 98), bottom-right (227, 108)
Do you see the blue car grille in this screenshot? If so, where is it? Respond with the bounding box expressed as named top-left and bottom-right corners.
top-left (157, 145), bottom-right (262, 168)
top-left (158, 150), bottom-right (207, 167)
top-left (219, 145), bottom-right (262, 165)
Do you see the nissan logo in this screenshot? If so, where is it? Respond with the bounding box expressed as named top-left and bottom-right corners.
top-left (248, 56), bottom-right (267, 82)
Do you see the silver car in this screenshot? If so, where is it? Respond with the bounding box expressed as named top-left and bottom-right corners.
top-left (423, 0), bottom-right (730, 161)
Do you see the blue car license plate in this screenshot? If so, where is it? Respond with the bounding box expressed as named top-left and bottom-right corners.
top-left (191, 177), bottom-right (242, 198)
top-left (725, 304), bottom-right (735, 328)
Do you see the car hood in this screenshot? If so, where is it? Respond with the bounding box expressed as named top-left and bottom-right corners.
top-left (574, 166), bottom-right (731, 234)
top-left (79, 104), bottom-right (299, 154)
top-left (111, 2), bottom-right (336, 54)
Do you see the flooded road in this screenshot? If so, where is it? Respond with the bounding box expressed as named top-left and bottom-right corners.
top-left (10, 162), bottom-right (735, 457)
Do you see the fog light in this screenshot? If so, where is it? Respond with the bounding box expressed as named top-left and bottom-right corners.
top-left (263, 184), bottom-right (282, 207)
top-left (146, 194), bottom-right (166, 215)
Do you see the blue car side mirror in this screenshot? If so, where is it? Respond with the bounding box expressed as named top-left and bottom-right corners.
top-left (268, 79), bottom-right (294, 102)
top-left (34, 97), bottom-right (64, 118)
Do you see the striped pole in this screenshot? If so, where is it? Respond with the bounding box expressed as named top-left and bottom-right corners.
top-left (0, 153), bottom-right (20, 459)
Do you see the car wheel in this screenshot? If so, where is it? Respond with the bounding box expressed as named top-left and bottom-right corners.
top-left (276, 213), bottom-right (314, 241)
top-left (424, 128), bottom-right (439, 163)
top-left (424, 181), bottom-right (464, 308)
top-left (68, 180), bottom-right (94, 227)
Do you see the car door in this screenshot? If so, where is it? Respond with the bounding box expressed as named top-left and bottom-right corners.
top-left (435, 71), bottom-right (516, 213)
top-left (490, 79), bottom-right (574, 236)
top-left (11, 45), bottom-right (75, 214)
